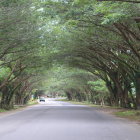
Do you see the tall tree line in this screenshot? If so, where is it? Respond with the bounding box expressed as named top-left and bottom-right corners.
top-left (0, 0), bottom-right (50, 109)
top-left (0, 0), bottom-right (140, 109)
top-left (42, 0), bottom-right (140, 109)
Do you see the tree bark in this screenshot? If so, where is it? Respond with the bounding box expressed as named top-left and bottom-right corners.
top-left (135, 72), bottom-right (140, 109)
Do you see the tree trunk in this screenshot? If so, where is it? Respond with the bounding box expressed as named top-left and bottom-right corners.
top-left (135, 72), bottom-right (140, 109)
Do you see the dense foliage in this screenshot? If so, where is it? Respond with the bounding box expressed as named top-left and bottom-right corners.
top-left (0, 0), bottom-right (50, 109)
top-left (0, 0), bottom-right (140, 109)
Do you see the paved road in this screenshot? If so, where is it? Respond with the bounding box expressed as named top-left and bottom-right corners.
top-left (0, 98), bottom-right (140, 140)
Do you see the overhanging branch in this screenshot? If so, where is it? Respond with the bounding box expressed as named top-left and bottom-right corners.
top-left (97, 0), bottom-right (140, 3)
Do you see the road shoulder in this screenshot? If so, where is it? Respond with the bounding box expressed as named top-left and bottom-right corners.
top-left (0, 100), bottom-right (38, 117)
top-left (56, 99), bottom-right (140, 124)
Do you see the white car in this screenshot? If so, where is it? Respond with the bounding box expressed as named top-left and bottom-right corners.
top-left (39, 97), bottom-right (45, 102)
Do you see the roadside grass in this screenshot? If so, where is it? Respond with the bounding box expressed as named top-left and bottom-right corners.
top-left (55, 98), bottom-right (69, 102)
top-left (56, 98), bottom-right (140, 122)
top-left (0, 106), bottom-right (21, 113)
top-left (0, 109), bottom-right (7, 113)
top-left (115, 110), bottom-right (140, 121)
top-left (67, 100), bottom-right (101, 107)
top-left (0, 100), bottom-right (38, 114)
top-left (27, 100), bottom-right (38, 106)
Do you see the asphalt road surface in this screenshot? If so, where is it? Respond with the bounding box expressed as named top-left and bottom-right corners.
top-left (0, 98), bottom-right (140, 140)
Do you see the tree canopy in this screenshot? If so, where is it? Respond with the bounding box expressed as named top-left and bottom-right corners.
top-left (0, 0), bottom-right (140, 109)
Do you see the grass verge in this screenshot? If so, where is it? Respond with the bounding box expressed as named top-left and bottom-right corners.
top-left (0, 100), bottom-right (38, 114)
top-left (27, 100), bottom-right (38, 106)
top-left (0, 109), bottom-right (7, 113)
top-left (115, 110), bottom-right (140, 122)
